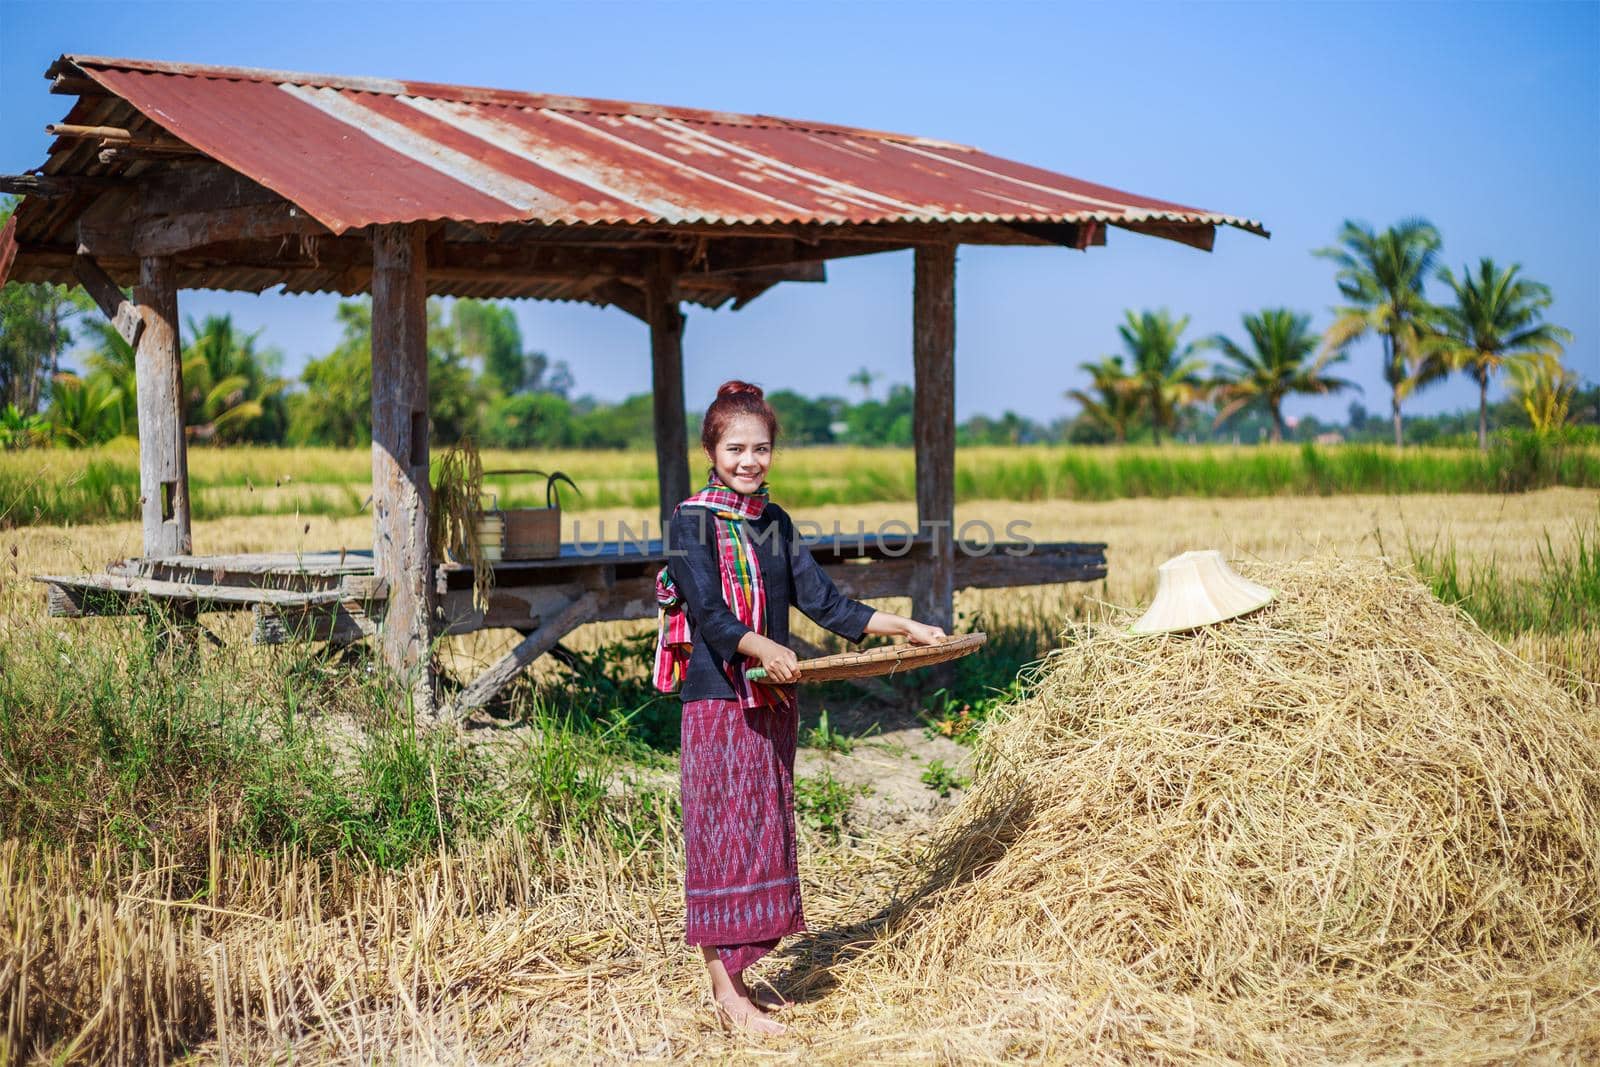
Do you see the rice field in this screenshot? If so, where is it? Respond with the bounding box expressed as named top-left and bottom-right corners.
top-left (2, 488), bottom-right (1597, 1062)
top-left (3, 437), bottom-right (1597, 526)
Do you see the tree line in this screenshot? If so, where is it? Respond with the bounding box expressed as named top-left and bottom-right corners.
top-left (1060, 218), bottom-right (1581, 452)
top-left (0, 197), bottom-right (1590, 451)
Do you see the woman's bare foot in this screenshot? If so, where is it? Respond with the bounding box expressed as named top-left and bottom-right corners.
top-left (713, 993), bottom-right (786, 1036)
top-left (701, 947), bottom-right (786, 1036)
top-left (747, 981), bottom-right (793, 1012)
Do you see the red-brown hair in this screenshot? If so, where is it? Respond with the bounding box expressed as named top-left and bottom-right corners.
top-left (700, 379), bottom-right (779, 455)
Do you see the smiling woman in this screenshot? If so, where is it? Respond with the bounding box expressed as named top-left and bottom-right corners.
top-left (653, 379), bottom-right (945, 1037)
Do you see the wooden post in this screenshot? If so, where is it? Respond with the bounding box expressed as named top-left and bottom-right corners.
top-left (133, 255), bottom-right (191, 557)
top-left (912, 243), bottom-right (956, 633)
top-left (648, 251), bottom-right (690, 533)
top-left (371, 224), bottom-right (435, 715)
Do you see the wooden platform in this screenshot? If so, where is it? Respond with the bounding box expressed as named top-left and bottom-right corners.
top-left (37, 534), bottom-right (1107, 719)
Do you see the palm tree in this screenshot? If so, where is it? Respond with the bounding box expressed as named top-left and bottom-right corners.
top-left (847, 366), bottom-right (878, 402)
top-left (1313, 218), bottom-right (1442, 448)
top-left (181, 315), bottom-right (287, 443)
top-left (1427, 259), bottom-right (1571, 450)
top-left (83, 319), bottom-right (138, 430)
top-left (1065, 355), bottom-right (1141, 443)
top-left (1207, 309), bottom-right (1357, 444)
top-left (45, 372), bottom-right (125, 446)
top-left (1116, 309), bottom-right (1207, 445)
top-left (1507, 354), bottom-right (1577, 436)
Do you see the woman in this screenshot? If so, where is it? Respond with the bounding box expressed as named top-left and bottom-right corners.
top-left (655, 380), bottom-right (945, 1036)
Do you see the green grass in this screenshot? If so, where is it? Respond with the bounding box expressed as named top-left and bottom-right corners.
top-left (1405, 518), bottom-right (1600, 637)
top-left (0, 608), bottom-right (676, 873)
top-left (5, 435), bottom-right (1597, 527)
top-left (795, 769), bottom-right (867, 842)
top-left (802, 707), bottom-right (855, 755)
top-left (919, 758), bottom-right (969, 798)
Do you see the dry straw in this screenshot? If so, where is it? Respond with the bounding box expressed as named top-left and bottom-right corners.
top-left (816, 555), bottom-right (1600, 1061)
top-left (5, 556), bottom-right (1597, 1063)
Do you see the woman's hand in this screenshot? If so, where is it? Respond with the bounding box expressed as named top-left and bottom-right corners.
top-left (752, 636), bottom-right (801, 683)
top-left (902, 619), bottom-right (946, 646)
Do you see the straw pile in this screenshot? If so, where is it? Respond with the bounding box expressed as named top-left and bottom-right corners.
top-left (821, 556), bottom-right (1600, 1062)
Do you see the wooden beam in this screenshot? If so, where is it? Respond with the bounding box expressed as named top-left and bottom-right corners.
top-left (50, 73), bottom-right (106, 97)
top-left (0, 173), bottom-right (117, 198)
top-left (1115, 220), bottom-right (1216, 252)
top-left (96, 145), bottom-right (203, 165)
top-left (1002, 220), bottom-right (1106, 249)
top-left (371, 223), bottom-right (435, 716)
top-left (911, 243), bottom-right (956, 632)
top-left (45, 122), bottom-right (188, 149)
top-left (592, 279), bottom-right (648, 322)
top-left (134, 255), bottom-right (191, 557)
top-left (647, 251), bottom-right (691, 532)
top-left (139, 164), bottom-right (285, 216)
top-left (442, 592), bottom-right (599, 721)
top-left (134, 202), bottom-right (327, 257)
top-left (72, 255), bottom-right (144, 348)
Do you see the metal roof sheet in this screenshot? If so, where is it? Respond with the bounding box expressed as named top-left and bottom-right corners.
top-left (56, 55), bottom-right (1265, 239)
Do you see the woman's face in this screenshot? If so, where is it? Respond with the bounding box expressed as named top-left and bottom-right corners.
top-left (707, 414), bottom-right (772, 494)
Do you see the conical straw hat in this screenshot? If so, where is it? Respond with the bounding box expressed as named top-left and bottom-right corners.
top-left (1130, 550), bottom-right (1274, 635)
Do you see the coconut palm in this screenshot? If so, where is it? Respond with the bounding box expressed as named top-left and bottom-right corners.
top-left (83, 319), bottom-right (139, 430)
top-left (45, 372), bottom-right (125, 446)
top-left (1207, 309), bottom-right (1356, 444)
top-left (1116, 309), bottom-right (1207, 445)
top-left (1313, 218), bottom-right (1443, 448)
top-left (847, 366), bottom-right (878, 402)
top-left (1427, 259), bottom-right (1571, 450)
top-left (1507, 354), bottom-right (1577, 436)
top-left (181, 315), bottom-right (288, 443)
top-left (1065, 355), bottom-right (1141, 443)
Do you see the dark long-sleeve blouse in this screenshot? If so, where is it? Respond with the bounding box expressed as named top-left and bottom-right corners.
top-left (665, 501), bottom-right (876, 702)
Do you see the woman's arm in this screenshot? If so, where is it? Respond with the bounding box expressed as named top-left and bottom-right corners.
top-left (863, 610), bottom-right (946, 645)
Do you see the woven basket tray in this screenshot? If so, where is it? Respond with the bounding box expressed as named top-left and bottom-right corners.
top-left (747, 632), bottom-right (987, 684)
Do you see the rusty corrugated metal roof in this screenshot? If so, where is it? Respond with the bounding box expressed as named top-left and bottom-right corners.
top-left (1, 55), bottom-right (1265, 307)
top-left (55, 54), bottom-right (1267, 238)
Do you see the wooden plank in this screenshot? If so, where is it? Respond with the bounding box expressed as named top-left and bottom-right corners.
top-left (647, 250), bottom-right (690, 532)
top-left (115, 550), bottom-right (377, 579)
top-left (253, 602), bottom-right (377, 646)
top-left (250, 547), bottom-right (1104, 644)
top-left (911, 243), bottom-right (957, 632)
top-left (370, 223), bottom-right (435, 714)
top-left (37, 573), bottom-right (344, 617)
top-left (72, 254), bottom-right (143, 348)
top-left (436, 582), bottom-right (585, 636)
top-left (134, 254), bottom-right (192, 557)
top-left (444, 593), bottom-right (599, 721)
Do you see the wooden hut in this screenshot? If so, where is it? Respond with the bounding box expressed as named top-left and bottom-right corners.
top-left (2, 55), bottom-right (1266, 716)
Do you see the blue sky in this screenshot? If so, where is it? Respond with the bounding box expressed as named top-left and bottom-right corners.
top-left (3, 0), bottom-right (1596, 425)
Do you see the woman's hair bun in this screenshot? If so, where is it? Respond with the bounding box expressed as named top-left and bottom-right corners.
top-left (716, 379), bottom-right (764, 400)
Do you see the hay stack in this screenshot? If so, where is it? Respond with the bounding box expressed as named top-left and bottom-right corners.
top-left (828, 557), bottom-right (1600, 1062)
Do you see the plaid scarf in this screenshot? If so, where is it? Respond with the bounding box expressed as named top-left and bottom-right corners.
top-left (654, 473), bottom-right (791, 709)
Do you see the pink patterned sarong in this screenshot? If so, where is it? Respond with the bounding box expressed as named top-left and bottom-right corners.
top-left (680, 696), bottom-right (804, 974)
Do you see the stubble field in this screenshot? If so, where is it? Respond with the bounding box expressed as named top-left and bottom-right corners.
top-left (2, 487), bottom-right (1596, 1063)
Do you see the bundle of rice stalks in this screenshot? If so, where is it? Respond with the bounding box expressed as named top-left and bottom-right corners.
top-left (822, 556), bottom-right (1600, 1062)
